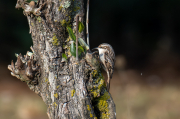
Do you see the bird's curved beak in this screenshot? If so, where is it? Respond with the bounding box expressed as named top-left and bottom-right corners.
top-left (92, 47), bottom-right (99, 51)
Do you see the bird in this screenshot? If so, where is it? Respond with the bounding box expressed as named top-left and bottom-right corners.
top-left (92, 43), bottom-right (115, 91)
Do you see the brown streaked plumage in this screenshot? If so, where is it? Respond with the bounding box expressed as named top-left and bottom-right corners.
top-left (93, 43), bottom-right (115, 91)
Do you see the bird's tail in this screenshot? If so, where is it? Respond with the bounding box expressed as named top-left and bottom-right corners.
top-left (107, 72), bottom-right (110, 92)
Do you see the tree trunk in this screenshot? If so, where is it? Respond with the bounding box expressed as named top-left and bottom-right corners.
top-left (8, 0), bottom-right (116, 118)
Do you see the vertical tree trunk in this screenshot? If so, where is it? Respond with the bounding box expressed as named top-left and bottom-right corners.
top-left (8, 0), bottom-right (116, 118)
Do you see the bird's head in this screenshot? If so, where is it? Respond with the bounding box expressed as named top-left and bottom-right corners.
top-left (92, 43), bottom-right (112, 53)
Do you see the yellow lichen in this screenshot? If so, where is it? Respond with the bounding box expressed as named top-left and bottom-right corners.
top-left (57, 85), bottom-right (60, 89)
top-left (87, 105), bottom-right (94, 117)
top-left (97, 100), bottom-right (108, 112)
top-left (52, 33), bottom-right (59, 45)
top-left (58, 5), bottom-right (63, 11)
top-left (98, 79), bottom-right (105, 89)
top-left (90, 71), bottom-right (106, 98)
top-left (95, 92), bottom-right (110, 118)
top-left (95, 73), bottom-right (104, 83)
top-left (71, 89), bottom-right (75, 97)
top-left (66, 16), bottom-right (71, 27)
top-left (101, 112), bottom-right (110, 119)
top-left (31, 22), bottom-right (34, 26)
top-left (66, 49), bottom-right (71, 57)
top-left (65, 36), bottom-right (70, 42)
top-left (37, 16), bottom-right (41, 23)
top-left (87, 105), bottom-right (91, 111)
top-left (90, 113), bottom-right (93, 117)
top-left (53, 102), bottom-right (57, 108)
top-left (63, 44), bottom-right (66, 49)
top-left (89, 69), bottom-right (110, 118)
top-left (92, 70), bottom-right (98, 77)
top-left (73, 6), bottom-right (80, 11)
top-left (91, 89), bottom-right (99, 98)
top-left (60, 19), bottom-right (66, 26)
top-left (60, 16), bottom-right (71, 27)
top-left (45, 78), bottom-right (48, 82)
top-left (54, 93), bottom-right (58, 98)
top-left (98, 92), bottom-right (110, 101)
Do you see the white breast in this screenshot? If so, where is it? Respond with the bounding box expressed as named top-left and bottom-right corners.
top-left (98, 48), bottom-right (106, 63)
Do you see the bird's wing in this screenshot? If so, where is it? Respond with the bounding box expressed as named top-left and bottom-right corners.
top-left (105, 54), bottom-right (114, 79)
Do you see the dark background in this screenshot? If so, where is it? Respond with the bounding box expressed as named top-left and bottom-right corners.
top-left (1, 0), bottom-right (180, 68)
top-left (1, 0), bottom-right (180, 119)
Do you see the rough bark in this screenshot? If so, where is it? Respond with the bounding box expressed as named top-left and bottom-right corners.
top-left (8, 0), bottom-right (116, 118)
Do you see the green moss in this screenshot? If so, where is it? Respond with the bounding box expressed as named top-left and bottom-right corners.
top-left (54, 93), bottom-right (58, 98)
top-left (52, 33), bottom-right (59, 45)
top-left (71, 89), bottom-right (75, 97)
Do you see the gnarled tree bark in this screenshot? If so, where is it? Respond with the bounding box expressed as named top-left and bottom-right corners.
top-left (8, 0), bottom-right (116, 118)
